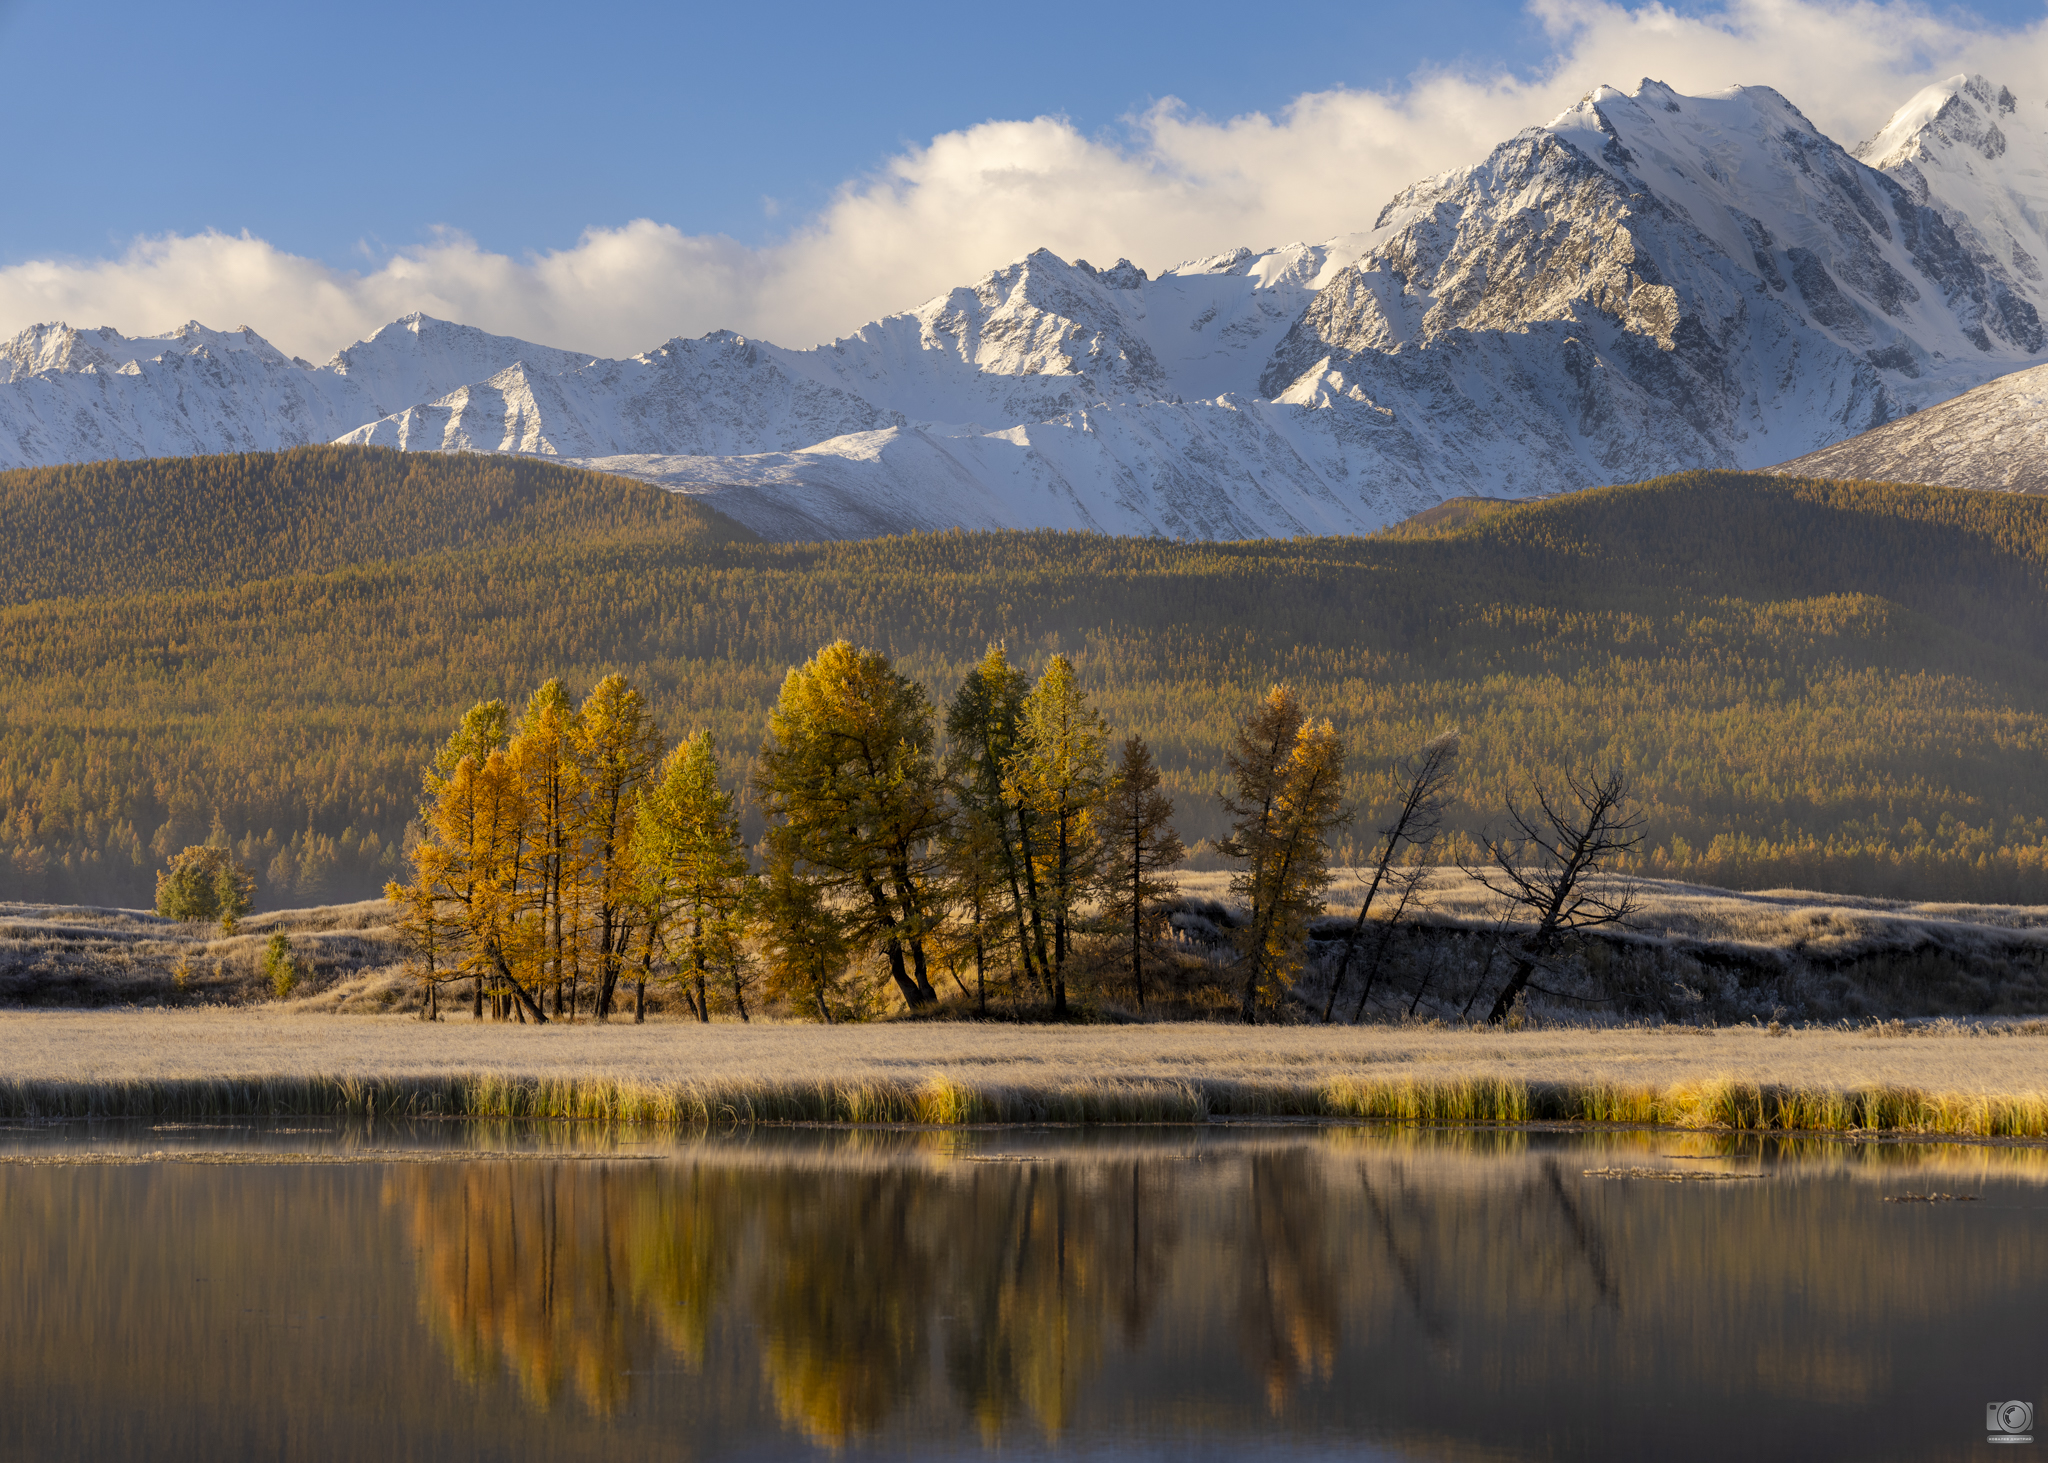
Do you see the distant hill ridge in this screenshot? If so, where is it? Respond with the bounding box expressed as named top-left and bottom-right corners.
top-left (5, 451), bottom-right (2048, 913)
top-left (0, 446), bottom-right (748, 606)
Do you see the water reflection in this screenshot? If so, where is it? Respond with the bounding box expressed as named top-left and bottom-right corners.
top-left (387, 1153), bottom-right (1191, 1443)
top-left (3, 1125), bottom-right (2045, 1461)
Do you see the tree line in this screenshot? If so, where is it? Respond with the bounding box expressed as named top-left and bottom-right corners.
top-left (384, 644), bottom-right (1640, 1025)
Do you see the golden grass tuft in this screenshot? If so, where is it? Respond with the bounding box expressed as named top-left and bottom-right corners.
top-left (4, 1068), bottom-right (2047, 1138)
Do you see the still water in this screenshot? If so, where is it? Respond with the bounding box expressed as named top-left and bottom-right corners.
top-left (0, 1119), bottom-right (2040, 1461)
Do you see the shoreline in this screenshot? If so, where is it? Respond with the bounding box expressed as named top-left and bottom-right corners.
top-left (5, 1010), bottom-right (2048, 1137)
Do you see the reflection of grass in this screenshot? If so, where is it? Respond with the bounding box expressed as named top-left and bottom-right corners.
top-left (9, 1067), bottom-right (2048, 1138)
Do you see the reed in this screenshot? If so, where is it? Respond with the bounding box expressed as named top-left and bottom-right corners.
top-left (6, 1069), bottom-right (2048, 1137)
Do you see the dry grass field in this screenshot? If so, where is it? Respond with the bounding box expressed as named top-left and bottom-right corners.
top-left (6, 870), bottom-right (2048, 1137)
top-left (4, 1008), bottom-right (2048, 1138)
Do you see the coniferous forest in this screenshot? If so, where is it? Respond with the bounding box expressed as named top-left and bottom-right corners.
top-left (7, 444), bottom-right (2048, 919)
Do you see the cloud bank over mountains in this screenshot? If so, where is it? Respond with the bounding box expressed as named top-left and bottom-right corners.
top-left (6, 0), bottom-right (2044, 361)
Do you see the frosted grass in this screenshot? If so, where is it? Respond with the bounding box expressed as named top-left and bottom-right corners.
top-left (4, 1010), bottom-right (2048, 1136)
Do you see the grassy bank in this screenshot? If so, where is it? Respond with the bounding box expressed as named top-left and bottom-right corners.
top-left (6, 1012), bottom-right (2048, 1138)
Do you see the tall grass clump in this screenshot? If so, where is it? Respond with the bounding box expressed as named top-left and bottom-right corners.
top-left (1, 1069), bottom-right (2046, 1138)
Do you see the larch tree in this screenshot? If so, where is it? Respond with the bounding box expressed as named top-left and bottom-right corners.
top-left (423, 750), bottom-right (551, 1023)
top-left (1095, 735), bottom-right (1185, 1012)
top-left (756, 641), bottom-right (947, 1010)
top-left (1220, 686), bottom-right (1305, 1013)
top-left (418, 699), bottom-right (513, 1019)
top-left (385, 868), bottom-right (453, 1020)
top-left (573, 674), bottom-right (662, 1020)
top-left (1226, 698), bottom-right (1349, 1022)
top-left (1005, 655), bottom-right (1110, 1017)
top-left (635, 732), bottom-right (753, 1024)
top-left (761, 842), bottom-right (851, 1022)
top-left (424, 699), bottom-right (511, 810)
top-left (511, 680), bottom-right (584, 1018)
top-left (943, 645), bottom-right (1044, 995)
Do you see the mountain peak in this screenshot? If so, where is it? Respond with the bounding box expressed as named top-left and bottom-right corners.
top-left (1858, 73), bottom-right (2020, 171)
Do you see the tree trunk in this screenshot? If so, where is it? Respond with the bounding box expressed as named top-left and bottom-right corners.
top-left (472, 973), bottom-right (483, 1019)
top-left (862, 873), bottom-right (926, 1007)
top-left (635, 979), bottom-right (645, 1023)
top-left (1486, 955), bottom-right (1540, 1024)
top-left (487, 951), bottom-right (551, 1023)
top-left (891, 852), bottom-right (938, 1003)
top-left (1130, 848), bottom-right (1145, 1012)
top-left (1015, 808), bottom-right (1053, 993)
top-left (1322, 855), bottom-right (1394, 1023)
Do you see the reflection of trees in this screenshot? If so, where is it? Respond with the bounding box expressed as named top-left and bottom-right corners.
top-left (752, 1170), bottom-right (938, 1445)
top-left (941, 1159), bottom-right (1179, 1440)
top-left (391, 1164), bottom-right (636, 1415)
top-left (625, 1168), bottom-right (734, 1366)
top-left (1236, 1151), bottom-right (1341, 1411)
top-left (391, 1153), bottom-right (1188, 1442)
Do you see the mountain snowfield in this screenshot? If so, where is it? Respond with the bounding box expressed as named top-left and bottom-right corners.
top-left (7, 74), bottom-right (2048, 538)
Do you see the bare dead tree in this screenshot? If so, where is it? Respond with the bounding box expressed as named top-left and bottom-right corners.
top-left (1470, 769), bottom-right (1644, 1024)
top-left (1459, 893), bottom-right (1520, 1019)
top-left (1322, 729), bottom-right (1460, 1023)
top-left (1348, 856), bottom-right (1430, 1023)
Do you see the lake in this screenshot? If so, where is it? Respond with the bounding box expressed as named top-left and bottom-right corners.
top-left (0, 1120), bottom-right (2039, 1460)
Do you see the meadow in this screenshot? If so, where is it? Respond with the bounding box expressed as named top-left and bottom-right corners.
top-left (6, 1005), bottom-right (2048, 1138)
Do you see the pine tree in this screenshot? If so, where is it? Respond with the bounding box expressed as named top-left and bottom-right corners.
top-left (1096, 735), bottom-right (1184, 1012)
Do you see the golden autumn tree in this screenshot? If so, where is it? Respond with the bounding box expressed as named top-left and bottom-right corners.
top-left (416, 749), bottom-right (551, 1022)
top-left (1223, 688), bottom-right (1348, 1021)
top-left (511, 679), bottom-right (586, 1017)
top-left (635, 732), bottom-right (754, 1023)
top-left (572, 675), bottom-right (662, 1020)
top-left (756, 641), bottom-right (947, 1011)
top-left (1003, 654), bottom-right (1109, 1016)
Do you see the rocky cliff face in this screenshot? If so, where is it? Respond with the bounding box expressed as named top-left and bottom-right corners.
top-left (6, 77), bottom-right (2047, 537)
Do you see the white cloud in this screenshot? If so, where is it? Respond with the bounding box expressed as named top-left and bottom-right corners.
top-left (4, 0), bottom-right (2043, 362)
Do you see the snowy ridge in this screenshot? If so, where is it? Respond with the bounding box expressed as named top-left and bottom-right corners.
top-left (1773, 360), bottom-right (2048, 493)
top-left (6, 76), bottom-right (2048, 537)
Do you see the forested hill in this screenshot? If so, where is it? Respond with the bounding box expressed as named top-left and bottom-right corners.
top-left (0, 446), bottom-right (751, 605)
top-left (6, 451), bottom-right (2048, 909)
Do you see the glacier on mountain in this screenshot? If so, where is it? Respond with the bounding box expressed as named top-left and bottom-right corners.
top-left (5, 76), bottom-right (2046, 538)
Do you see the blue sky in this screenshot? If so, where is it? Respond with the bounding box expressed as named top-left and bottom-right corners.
top-left (6, 0), bottom-right (2048, 355)
top-left (8, 0), bottom-right (1572, 264)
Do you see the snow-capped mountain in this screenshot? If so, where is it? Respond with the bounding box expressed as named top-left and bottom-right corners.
top-left (1774, 359), bottom-right (2048, 493)
top-left (5, 75), bottom-right (2046, 537)
top-left (0, 314), bottom-right (594, 471)
top-left (1858, 75), bottom-right (2048, 333)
